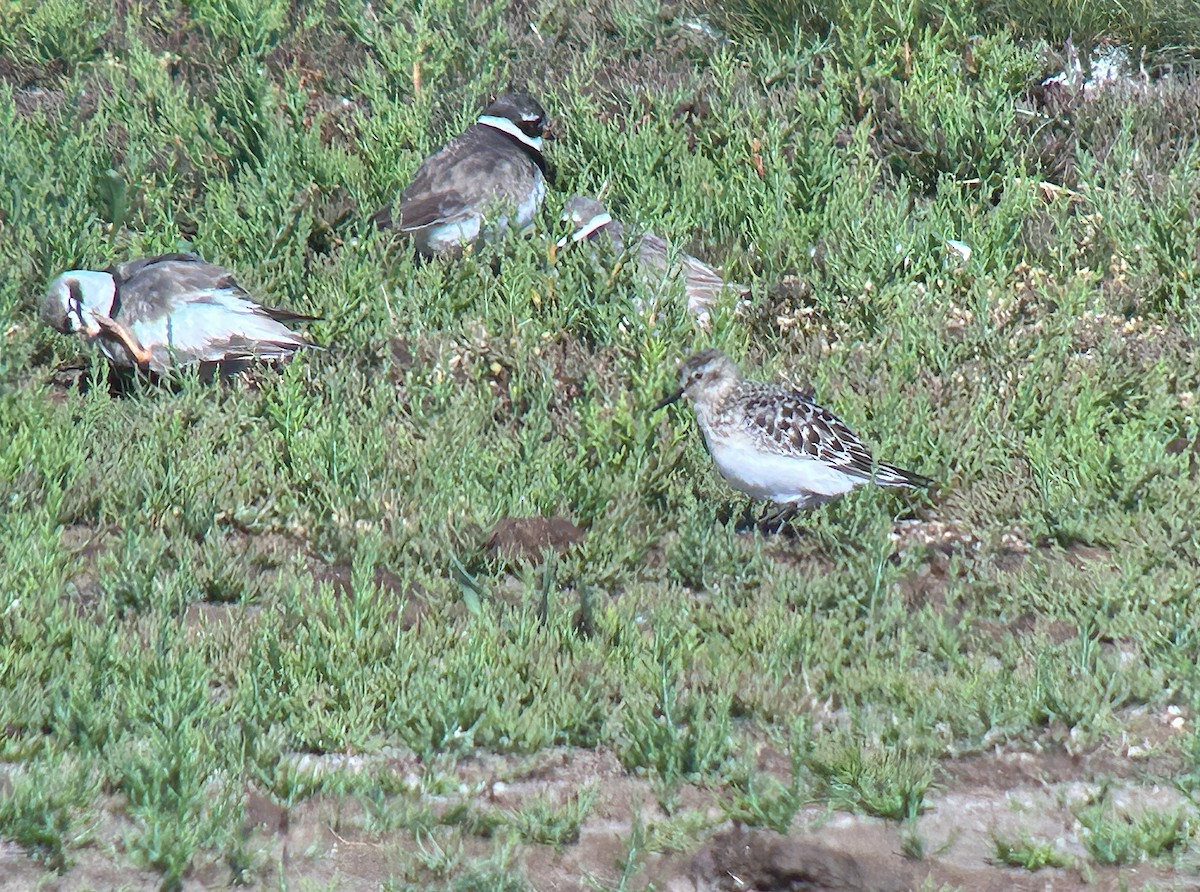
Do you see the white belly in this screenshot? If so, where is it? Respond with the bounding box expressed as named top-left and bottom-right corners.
top-left (497, 171), bottom-right (545, 233)
top-left (424, 172), bottom-right (545, 253)
top-left (423, 214), bottom-right (484, 254)
top-left (706, 432), bottom-right (859, 504)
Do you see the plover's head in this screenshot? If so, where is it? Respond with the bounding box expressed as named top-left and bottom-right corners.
top-left (557, 195), bottom-right (614, 248)
top-left (481, 91), bottom-right (548, 143)
top-left (562, 195), bottom-right (608, 229)
top-left (40, 269), bottom-right (116, 337)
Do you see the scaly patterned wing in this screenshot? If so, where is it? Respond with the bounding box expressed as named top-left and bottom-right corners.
top-left (739, 387), bottom-right (930, 488)
top-left (738, 387), bottom-right (881, 480)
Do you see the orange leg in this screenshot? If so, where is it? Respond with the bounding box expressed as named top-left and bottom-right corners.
top-left (94, 315), bottom-right (153, 366)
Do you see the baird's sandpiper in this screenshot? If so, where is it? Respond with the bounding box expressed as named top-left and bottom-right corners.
top-left (660, 349), bottom-right (932, 525)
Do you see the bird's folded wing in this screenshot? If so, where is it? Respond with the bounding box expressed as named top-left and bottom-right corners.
top-left (740, 391), bottom-right (878, 479)
top-left (108, 253), bottom-right (206, 287)
top-left (130, 289), bottom-right (313, 366)
top-left (115, 256), bottom-right (246, 321)
top-left (397, 189), bottom-right (476, 232)
top-left (681, 254), bottom-right (733, 298)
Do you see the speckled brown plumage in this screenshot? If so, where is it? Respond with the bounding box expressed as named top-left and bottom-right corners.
top-left (668, 349), bottom-right (933, 514)
top-left (730, 384), bottom-right (900, 483)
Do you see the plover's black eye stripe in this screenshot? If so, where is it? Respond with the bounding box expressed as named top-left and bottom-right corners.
top-left (516, 117), bottom-right (544, 138)
top-left (66, 279), bottom-right (84, 321)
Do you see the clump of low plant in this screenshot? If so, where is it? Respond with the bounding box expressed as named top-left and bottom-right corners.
top-left (806, 737), bottom-right (934, 821)
top-left (1076, 796), bottom-right (1195, 865)
top-left (0, 757), bottom-right (97, 873)
top-left (991, 833), bottom-right (1074, 870)
top-left (504, 785), bottom-right (598, 850)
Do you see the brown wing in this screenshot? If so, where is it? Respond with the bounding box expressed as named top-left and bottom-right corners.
top-left (637, 232), bottom-right (746, 310)
top-left (397, 188), bottom-right (476, 233)
top-left (679, 253), bottom-right (727, 293)
top-left (108, 253), bottom-right (213, 287)
top-left (110, 255), bottom-right (245, 323)
top-left (397, 125), bottom-right (541, 232)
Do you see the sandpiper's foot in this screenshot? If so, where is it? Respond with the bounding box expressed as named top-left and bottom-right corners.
top-left (757, 503), bottom-right (799, 535)
top-left (732, 501), bottom-right (759, 533)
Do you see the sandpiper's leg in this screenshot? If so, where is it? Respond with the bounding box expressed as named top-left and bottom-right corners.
top-left (733, 500), bottom-right (758, 532)
top-left (758, 503), bottom-right (799, 534)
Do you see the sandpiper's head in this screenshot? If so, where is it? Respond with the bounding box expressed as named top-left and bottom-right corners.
top-left (657, 348), bottom-right (741, 410)
top-left (40, 269), bottom-right (116, 337)
top-left (481, 91), bottom-right (548, 142)
top-left (677, 349), bottom-right (740, 400)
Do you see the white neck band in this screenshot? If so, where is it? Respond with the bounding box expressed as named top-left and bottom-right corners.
top-left (559, 212), bottom-right (613, 248)
top-left (478, 115), bottom-right (543, 152)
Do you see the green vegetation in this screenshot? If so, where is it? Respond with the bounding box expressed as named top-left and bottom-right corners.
top-left (2, 0), bottom-right (1199, 886)
top-left (991, 833), bottom-right (1074, 870)
top-left (0, 756), bottom-right (97, 873)
top-left (503, 785), bottom-right (598, 849)
top-left (708, 0), bottom-right (1200, 58)
top-left (808, 735), bottom-right (934, 820)
top-left (1076, 794), bottom-right (1196, 865)
top-left (724, 765), bottom-right (807, 833)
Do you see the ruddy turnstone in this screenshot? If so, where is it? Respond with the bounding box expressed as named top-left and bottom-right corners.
top-left (660, 349), bottom-right (932, 523)
top-left (377, 91), bottom-right (550, 257)
top-left (40, 253), bottom-right (316, 374)
top-left (558, 194), bottom-right (747, 323)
